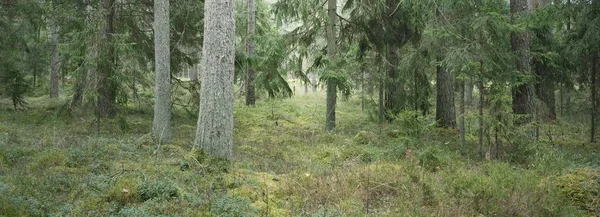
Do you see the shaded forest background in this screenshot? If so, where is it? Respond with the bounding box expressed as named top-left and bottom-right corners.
top-left (1, 0), bottom-right (600, 216)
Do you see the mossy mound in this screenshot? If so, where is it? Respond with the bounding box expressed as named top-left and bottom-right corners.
top-left (554, 168), bottom-right (600, 213)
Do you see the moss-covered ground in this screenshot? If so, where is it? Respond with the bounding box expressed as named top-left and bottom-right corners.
top-left (0, 91), bottom-right (599, 216)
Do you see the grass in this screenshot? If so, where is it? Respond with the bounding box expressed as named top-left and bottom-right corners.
top-left (0, 89), bottom-right (599, 216)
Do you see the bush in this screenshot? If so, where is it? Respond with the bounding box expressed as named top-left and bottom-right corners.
top-left (138, 180), bottom-right (180, 202)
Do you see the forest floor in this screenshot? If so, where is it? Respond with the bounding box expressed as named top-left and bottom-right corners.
top-left (1, 90), bottom-right (599, 216)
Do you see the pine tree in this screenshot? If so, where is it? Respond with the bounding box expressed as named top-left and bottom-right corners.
top-left (195, 0), bottom-right (236, 160)
top-left (153, 0), bottom-right (172, 143)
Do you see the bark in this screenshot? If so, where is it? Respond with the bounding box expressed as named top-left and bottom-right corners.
top-left (435, 62), bottom-right (457, 129)
top-left (325, 0), bottom-right (337, 131)
top-left (534, 61), bottom-right (556, 121)
top-left (245, 0), bottom-right (256, 106)
top-left (153, 0), bottom-right (171, 143)
top-left (97, 0), bottom-right (116, 118)
top-left (478, 78), bottom-right (484, 159)
top-left (190, 64), bottom-right (199, 81)
top-left (50, 14), bottom-right (59, 98)
top-left (465, 80), bottom-right (474, 106)
top-left (592, 54), bottom-right (598, 143)
top-left (384, 49), bottom-right (402, 121)
top-left (195, 0), bottom-right (235, 160)
top-left (533, 0), bottom-right (555, 122)
top-left (459, 80), bottom-right (466, 146)
top-left (511, 0), bottom-right (533, 124)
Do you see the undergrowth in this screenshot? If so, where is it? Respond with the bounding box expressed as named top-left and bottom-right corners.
top-left (0, 92), bottom-right (598, 216)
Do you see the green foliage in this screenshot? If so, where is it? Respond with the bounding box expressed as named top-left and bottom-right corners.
top-left (390, 110), bottom-right (434, 137)
top-left (554, 168), bottom-right (600, 214)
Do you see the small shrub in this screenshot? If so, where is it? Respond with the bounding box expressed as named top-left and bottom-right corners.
top-left (417, 146), bottom-right (445, 172)
top-left (210, 194), bottom-right (257, 217)
top-left (138, 180), bottom-right (180, 202)
top-left (391, 111), bottom-right (433, 137)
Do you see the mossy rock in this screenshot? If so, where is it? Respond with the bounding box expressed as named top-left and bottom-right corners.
top-left (554, 168), bottom-right (600, 213)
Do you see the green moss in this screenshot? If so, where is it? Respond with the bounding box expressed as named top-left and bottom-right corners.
top-left (28, 150), bottom-right (67, 172)
top-left (554, 168), bottom-right (600, 213)
top-left (106, 176), bottom-right (143, 205)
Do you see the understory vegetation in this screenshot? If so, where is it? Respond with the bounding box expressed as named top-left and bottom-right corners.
top-left (1, 89), bottom-right (598, 216)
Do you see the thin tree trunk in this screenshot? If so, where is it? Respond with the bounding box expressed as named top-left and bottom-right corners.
top-left (459, 80), bottom-right (466, 147)
top-left (478, 78), bottom-right (484, 159)
top-left (379, 71), bottom-right (384, 126)
top-left (591, 54), bottom-right (597, 143)
top-left (195, 0), bottom-right (235, 160)
top-left (50, 14), bottom-right (59, 98)
top-left (465, 80), bottom-right (473, 107)
top-left (325, 0), bottom-right (337, 131)
top-left (511, 0), bottom-right (533, 124)
top-left (245, 0), bottom-right (256, 106)
top-left (153, 0), bottom-right (172, 143)
top-left (362, 69), bottom-right (365, 111)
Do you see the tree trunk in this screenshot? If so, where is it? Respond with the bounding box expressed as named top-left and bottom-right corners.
top-left (534, 61), bottom-right (556, 121)
top-left (50, 13), bottom-right (59, 98)
top-left (245, 0), bottom-right (256, 106)
top-left (478, 78), bottom-right (484, 159)
top-left (325, 0), bottom-right (337, 131)
top-left (153, 0), bottom-right (171, 143)
top-left (533, 0), bottom-right (555, 122)
top-left (435, 61), bottom-right (457, 129)
top-left (97, 0), bottom-right (116, 118)
top-left (195, 0), bottom-right (235, 160)
top-left (465, 80), bottom-right (473, 106)
top-left (384, 48), bottom-right (402, 121)
top-left (511, 0), bottom-right (533, 124)
top-left (459, 80), bottom-right (466, 146)
top-left (591, 54), bottom-right (598, 143)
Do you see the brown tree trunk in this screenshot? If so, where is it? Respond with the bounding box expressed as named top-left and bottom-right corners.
top-left (592, 54), bottom-right (598, 143)
top-left (534, 60), bottom-right (556, 121)
top-left (511, 0), bottom-right (533, 124)
top-left (436, 60), bottom-right (457, 129)
top-left (97, 0), bottom-right (116, 118)
top-left (245, 0), bottom-right (256, 106)
top-left (50, 8), bottom-right (59, 99)
top-left (384, 48), bottom-right (402, 121)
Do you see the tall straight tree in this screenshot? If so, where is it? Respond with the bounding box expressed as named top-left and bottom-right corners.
top-left (50, 1), bottom-right (59, 99)
top-left (435, 1), bottom-right (456, 129)
top-left (511, 0), bottom-right (533, 124)
top-left (195, 0), bottom-right (235, 160)
top-left (245, 0), bottom-right (256, 106)
top-left (97, 0), bottom-right (116, 117)
top-left (153, 0), bottom-right (171, 143)
top-left (325, 0), bottom-right (337, 131)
